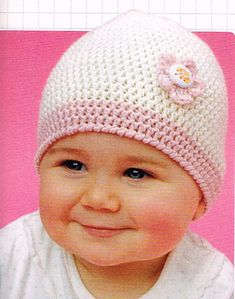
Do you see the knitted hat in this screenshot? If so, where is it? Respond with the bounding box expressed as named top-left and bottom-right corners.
top-left (35, 10), bottom-right (228, 211)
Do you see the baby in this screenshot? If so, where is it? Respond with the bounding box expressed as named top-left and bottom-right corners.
top-left (0, 10), bottom-right (233, 299)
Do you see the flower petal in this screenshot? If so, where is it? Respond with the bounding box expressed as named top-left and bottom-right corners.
top-left (159, 54), bottom-right (176, 69)
top-left (170, 88), bottom-right (194, 105)
top-left (180, 59), bottom-right (197, 75)
top-left (158, 74), bottom-right (174, 91)
top-left (189, 79), bottom-right (205, 97)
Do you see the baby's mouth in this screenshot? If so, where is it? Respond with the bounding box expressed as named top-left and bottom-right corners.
top-left (80, 224), bottom-right (128, 238)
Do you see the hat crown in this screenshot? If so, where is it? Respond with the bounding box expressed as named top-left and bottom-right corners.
top-left (36, 10), bottom-right (228, 211)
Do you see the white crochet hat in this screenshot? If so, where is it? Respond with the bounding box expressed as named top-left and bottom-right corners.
top-left (35, 10), bottom-right (228, 211)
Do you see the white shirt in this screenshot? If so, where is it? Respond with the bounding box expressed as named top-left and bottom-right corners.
top-left (0, 211), bottom-right (233, 299)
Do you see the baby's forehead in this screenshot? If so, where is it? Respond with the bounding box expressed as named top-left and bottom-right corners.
top-left (47, 132), bottom-right (176, 167)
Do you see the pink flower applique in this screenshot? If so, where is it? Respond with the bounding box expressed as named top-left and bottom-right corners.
top-left (157, 54), bottom-right (205, 105)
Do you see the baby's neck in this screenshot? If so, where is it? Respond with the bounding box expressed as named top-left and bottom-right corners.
top-left (74, 255), bottom-right (168, 299)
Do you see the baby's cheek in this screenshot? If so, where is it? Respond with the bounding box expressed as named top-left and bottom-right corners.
top-left (136, 203), bottom-right (189, 253)
top-left (39, 191), bottom-right (73, 248)
top-left (40, 176), bottom-right (78, 213)
top-left (39, 178), bottom-right (77, 241)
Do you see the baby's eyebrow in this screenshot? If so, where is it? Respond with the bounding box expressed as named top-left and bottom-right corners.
top-left (46, 147), bottom-right (86, 156)
top-left (122, 155), bottom-right (168, 168)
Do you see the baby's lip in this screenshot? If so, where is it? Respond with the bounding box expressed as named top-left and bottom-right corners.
top-left (69, 214), bottom-right (132, 230)
top-left (80, 224), bottom-right (129, 238)
top-left (81, 224), bottom-right (127, 230)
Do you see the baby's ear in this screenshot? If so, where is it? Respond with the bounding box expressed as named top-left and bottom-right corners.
top-left (193, 199), bottom-right (206, 221)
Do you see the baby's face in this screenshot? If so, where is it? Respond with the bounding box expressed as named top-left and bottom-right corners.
top-left (39, 132), bottom-right (204, 266)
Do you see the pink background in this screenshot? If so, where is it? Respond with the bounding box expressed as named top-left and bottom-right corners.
top-left (0, 31), bottom-right (234, 261)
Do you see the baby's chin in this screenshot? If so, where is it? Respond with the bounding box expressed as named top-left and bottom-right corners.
top-left (72, 248), bottom-right (168, 269)
top-left (73, 251), bottom-right (135, 267)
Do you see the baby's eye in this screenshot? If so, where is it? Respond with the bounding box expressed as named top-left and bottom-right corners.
top-left (62, 160), bottom-right (86, 171)
top-left (124, 168), bottom-right (150, 180)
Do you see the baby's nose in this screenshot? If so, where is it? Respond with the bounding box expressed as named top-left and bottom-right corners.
top-left (79, 178), bottom-right (121, 212)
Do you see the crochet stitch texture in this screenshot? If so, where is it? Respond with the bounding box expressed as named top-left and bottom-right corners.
top-left (35, 10), bottom-right (228, 211)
